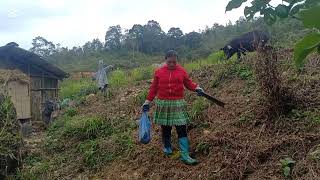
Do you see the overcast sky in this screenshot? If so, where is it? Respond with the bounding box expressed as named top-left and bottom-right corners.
top-left (0, 0), bottom-right (277, 49)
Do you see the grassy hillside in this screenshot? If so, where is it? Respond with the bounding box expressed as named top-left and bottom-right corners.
top-left (17, 49), bottom-right (320, 179)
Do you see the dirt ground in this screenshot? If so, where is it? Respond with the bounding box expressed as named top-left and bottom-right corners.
top-left (80, 52), bottom-right (320, 180)
top-left (22, 51), bottom-right (319, 180)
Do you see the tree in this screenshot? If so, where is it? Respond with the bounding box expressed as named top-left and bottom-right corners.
top-left (128, 24), bottom-right (144, 52)
top-left (105, 25), bottom-right (123, 50)
top-left (83, 39), bottom-right (103, 54)
top-left (91, 38), bottom-right (104, 51)
top-left (30, 36), bottom-right (56, 57)
top-left (142, 20), bottom-right (165, 53)
top-left (226, 0), bottom-right (320, 69)
top-left (167, 27), bottom-right (184, 49)
top-left (184, 31), bottom-right (202, 49)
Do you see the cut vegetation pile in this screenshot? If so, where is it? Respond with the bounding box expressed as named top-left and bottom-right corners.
top-left (0, 69), bottom-right (29, 84)
top-left (19, 50), bottom-right (320, 179)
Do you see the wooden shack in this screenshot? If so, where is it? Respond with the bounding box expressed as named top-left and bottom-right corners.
top-left (0, 42), bottom-right (68, 122)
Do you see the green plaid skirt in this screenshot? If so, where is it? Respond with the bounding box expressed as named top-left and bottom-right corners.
top-left (154, 99), bottom-right (190, 126)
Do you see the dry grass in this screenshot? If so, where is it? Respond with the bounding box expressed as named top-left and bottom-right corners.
top-left (0, 69), bottom-right (29, 84)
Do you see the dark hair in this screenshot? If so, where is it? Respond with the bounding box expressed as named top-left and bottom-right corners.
top-left (165, 50), bottom-right (178, 60)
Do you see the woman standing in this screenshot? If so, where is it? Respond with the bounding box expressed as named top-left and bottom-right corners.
top-left (142, 50), bottom-right (204, 165)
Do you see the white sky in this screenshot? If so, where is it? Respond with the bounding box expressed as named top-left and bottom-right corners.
top-left (0, 0), bottom-right (282, 49)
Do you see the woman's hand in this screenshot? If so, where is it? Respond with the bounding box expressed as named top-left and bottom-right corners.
top-left (195, 86), bottom-right (205, 96)
top-left (142, 100), bottom-right (151, 112)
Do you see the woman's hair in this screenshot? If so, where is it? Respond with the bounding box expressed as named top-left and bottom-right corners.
top-left (165, 50), bottom-right (178, 60)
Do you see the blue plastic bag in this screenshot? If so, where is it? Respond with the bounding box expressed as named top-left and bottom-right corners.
top-left (139, 112), bottom-right (151, 144)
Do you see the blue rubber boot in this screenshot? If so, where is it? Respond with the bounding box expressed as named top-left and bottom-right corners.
top-left (163, 135), bottom-right (173, 156)
top-left (178, 137), bottom-right (198, 165)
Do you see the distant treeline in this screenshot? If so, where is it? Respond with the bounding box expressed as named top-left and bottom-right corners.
top-left (29, 17), bottom-right (306, 72)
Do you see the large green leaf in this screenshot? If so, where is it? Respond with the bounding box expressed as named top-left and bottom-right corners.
top-left (263, 8), bottom-right (277, 25)
top-left (287, 0), bottom-right (305, 2)
top-left (244, 6), bottom-right (258, 20)
top-left (283, 167), bottom-right (291, 177)
top-left (284, 158), bottom-right (296, 165)
top-left (294, 32), bottom-right (320, 68)
top-left (275, 4), bottom-right (289, 18)
top-left (289, 4), bottom-right (304, 16)
top-left (251, 0), bottom-right (270, 8)
top-left (226, 0), bottom-right (248, 12)
top-left (305, 0), bottom-right (320, 8)
top-left (298, 5), bottom-right (320, 29)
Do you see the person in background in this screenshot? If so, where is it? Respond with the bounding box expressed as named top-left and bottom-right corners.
top-left (93, 60), bottom-right (113, 96)
top-left (142, 50), bottom-right (205, 165)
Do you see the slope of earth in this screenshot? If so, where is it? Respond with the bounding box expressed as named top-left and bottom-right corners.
top-left (93, 52), bottom-right (320, 179)
top-left (19, 51), bottom-right (320, 180)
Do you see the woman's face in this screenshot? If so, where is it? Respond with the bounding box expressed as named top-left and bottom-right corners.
top-left (166, 56), bottom-right (177, 70)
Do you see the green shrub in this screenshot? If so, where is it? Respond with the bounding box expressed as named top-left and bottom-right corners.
top-left (78, 140), bottom-right (101, 168)
top-left (0, 93), bottom-right (21, 177)
top-left (184, 61), bottom-right (202, 72)
top-left (236, 66), bottom-right (254, 80)
top-left (190, 98), bottom-right (209, 120)
top-left (64, 107), bottom-right (78, 117)
top-left (60, 78), bottom-right (96, 99)
top-left (63, 116), bottom-right (113, 139)
top-left (109, 69), bottom-right (129, 88)
top-left (206, 51), bottom-right (225, 64)
top-left (130, 66), bottom-right (155, 81)
top-left (280, 158), bottom-right (295, 178)
top-left (78, 84), bottom-right (98, 97)
top-left (17, 159), bottom-right (50, 180)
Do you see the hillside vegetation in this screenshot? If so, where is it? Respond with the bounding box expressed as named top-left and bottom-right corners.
top-left (29, 17), bottom-right (306, 72)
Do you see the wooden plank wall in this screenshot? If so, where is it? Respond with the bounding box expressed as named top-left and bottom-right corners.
top-left (7, 81), bottom-right (31, 119)
top-left (30, 76), bottom-right (59, 121)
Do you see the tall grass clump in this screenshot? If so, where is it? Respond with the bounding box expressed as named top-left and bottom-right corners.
top-left (183, 51), bottom-right (233, 73)
top-left (190, 98), bottom-right (209, 120)
top-left (63, 116), bottom-right (113, 139)
top-left (60, 78), bottom-right (97, 99)
top-left (130, 66), bottom-right (155, 81)
top-left (205, 51), bottom-right (225, 64)
top-left (20, 112), bottom-right (136, 178)
top-left (109, 69), bottom-right (129, 88)
top-left (184, 61), bottom-right (202, 72)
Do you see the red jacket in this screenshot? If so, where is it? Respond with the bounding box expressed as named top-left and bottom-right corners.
top-left (147, 64), bottom-right (198, 101)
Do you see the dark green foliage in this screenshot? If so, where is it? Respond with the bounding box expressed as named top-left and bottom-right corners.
top-left (20, 113), bottom-right (135, 178)
top-left (31, 16), bottom-right (307, 72)
top-left (64, 107), bottom-right (78, 117)
top-left (63, 116), bottom-right (112, 139)
top-left (226, 0), bottom-right (320, 69)
top-left (0, 93), bottom-right (21, 177)
top-left (280, 158), bottom-right (296, 178)
top-left (226, 0), bottom-right (247, 12)
top-left (60, 78), bottom-right (96, 100)
top-left (134, 90), bottom-right (148, 106)
top-left (294, 32), bottom-right (320, 68)
top-left (210, 61), bottom-right (254, 88)
top-left (105, 25), bottom-right (122, 50)
top-left (78, 84), bottom-right (98, 97)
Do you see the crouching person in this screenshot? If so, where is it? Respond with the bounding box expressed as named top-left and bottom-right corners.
top-left (142, 50), bottom-right (204, 165)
